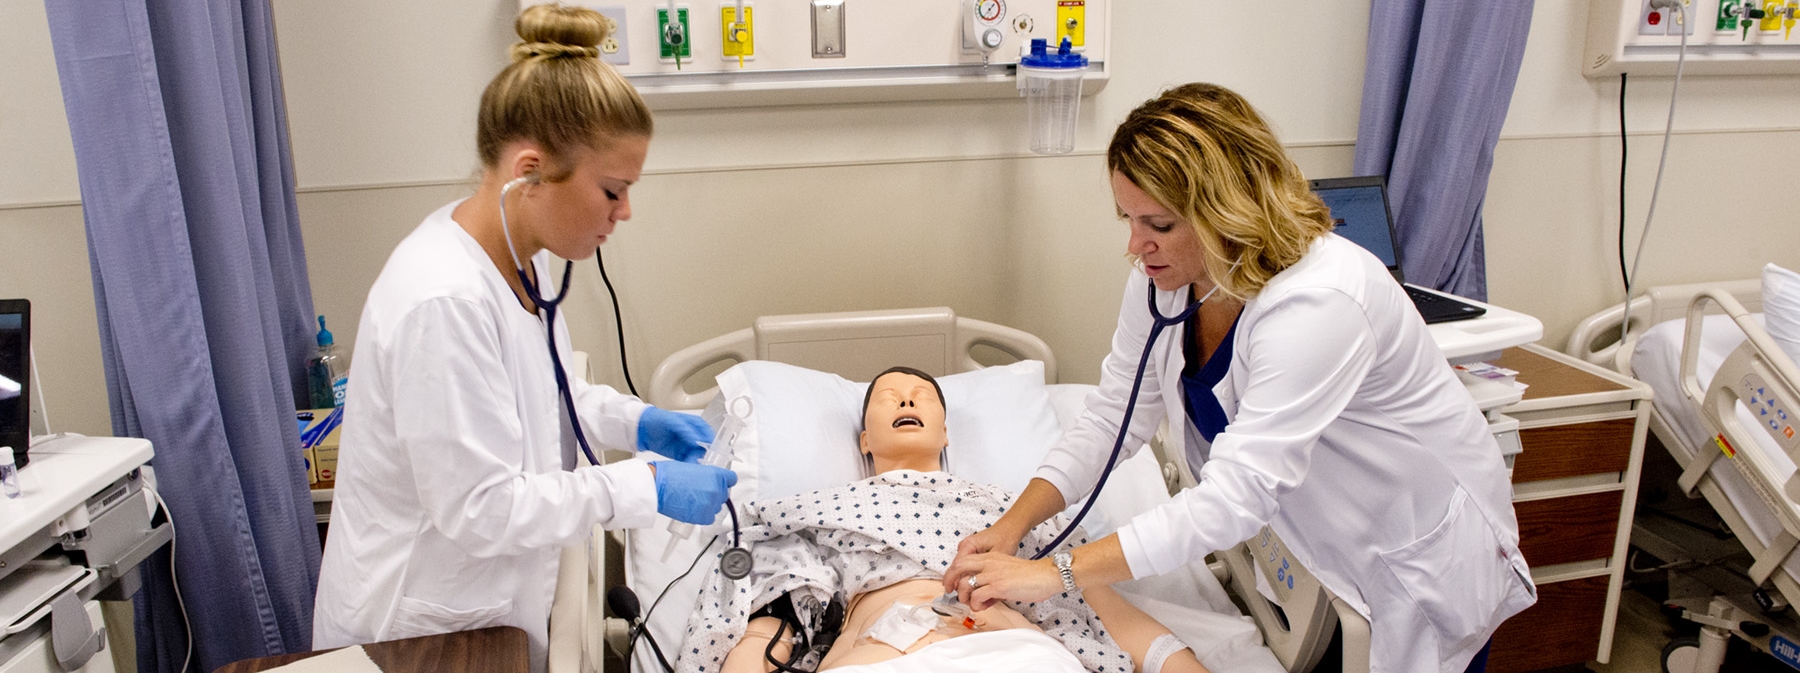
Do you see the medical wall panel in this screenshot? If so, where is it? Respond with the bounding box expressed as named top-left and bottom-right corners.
top-left (519, 0), bottom-right (1110, 109)
top-left (1586, 0), bottom-right (1800, 76)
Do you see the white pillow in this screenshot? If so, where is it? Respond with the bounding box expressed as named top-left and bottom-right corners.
top-left (703, 359), bottom-right (1064, 502)
top-left (1765, 263), bottom-right (1800, 368)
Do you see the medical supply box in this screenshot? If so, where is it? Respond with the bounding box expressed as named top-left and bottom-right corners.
top-left (299, 409), bottom-right (342, 489)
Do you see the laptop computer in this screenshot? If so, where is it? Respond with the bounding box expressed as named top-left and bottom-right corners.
top-left (0, 298), bottom-right (29, 469)
top-left (1308, 176), bottom-right (1487, 325)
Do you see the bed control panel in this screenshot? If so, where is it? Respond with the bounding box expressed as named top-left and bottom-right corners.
top-left (1742, 372), bottom-right (1797, 450)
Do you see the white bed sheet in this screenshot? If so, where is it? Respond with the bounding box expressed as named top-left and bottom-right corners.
top-left (1632, 313), bottom-right (1796, 579)
top-left (626, 384), bottom-right (1282, 673)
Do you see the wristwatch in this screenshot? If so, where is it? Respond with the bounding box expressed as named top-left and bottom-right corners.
top-left (1053, 551), bottom-right (1078, 593)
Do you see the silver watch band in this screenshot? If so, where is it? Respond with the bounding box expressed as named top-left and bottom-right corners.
top-left (1054, 551), bottom-right (1077, 592)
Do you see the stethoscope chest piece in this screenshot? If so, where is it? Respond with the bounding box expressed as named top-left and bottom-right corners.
top-left (720, 546), bottom-right (753, 580)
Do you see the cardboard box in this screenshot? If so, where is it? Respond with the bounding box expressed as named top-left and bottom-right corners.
top-left (300, 408), bottom-right (343, 489)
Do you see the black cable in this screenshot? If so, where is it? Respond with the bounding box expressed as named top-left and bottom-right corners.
top-left (760, 612), bottom-right (816, 673)
top-left (1618, 72), bottom-right (1630, 297)
top-left (726, 498), bottom-right (741, 547)
top-left (595, 247), bottom-right (639, 396)
top-left (631, 534), bottom-right (720, 672)
top-left (637, 624), bottom-right (674, 673)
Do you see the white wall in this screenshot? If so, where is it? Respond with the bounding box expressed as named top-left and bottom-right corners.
top-left (2, 1), bottom-right (1796, 436)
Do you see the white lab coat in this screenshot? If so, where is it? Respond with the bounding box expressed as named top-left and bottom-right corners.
top-left (313, 201), bottom-right (659, 672)
top-left (1036, 234), bottom-right (1535, 673)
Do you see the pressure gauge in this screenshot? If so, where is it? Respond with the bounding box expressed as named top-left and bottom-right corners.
top-left (975, 0), bottom-right (1005, 24)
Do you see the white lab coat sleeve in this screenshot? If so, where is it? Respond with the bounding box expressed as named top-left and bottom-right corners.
top-left (1034, 272), bottom-right (1170, 506)
top-left (1116, 287), bottom-right (1377, 578)
top-left (390, 298), bottom-right (659, 559)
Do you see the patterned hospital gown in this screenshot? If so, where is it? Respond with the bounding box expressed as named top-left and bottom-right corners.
top-left (675, 470), bottom-right (1134, 673)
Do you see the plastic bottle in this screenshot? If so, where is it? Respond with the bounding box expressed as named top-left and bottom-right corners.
top-left (1, 446), bottom-right (20, 498)
top-left (307, 316), bottom-right (347, 408)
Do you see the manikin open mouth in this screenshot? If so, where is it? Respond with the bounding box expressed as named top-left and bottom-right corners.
top-left (892, 415), bottom-right (923, 429)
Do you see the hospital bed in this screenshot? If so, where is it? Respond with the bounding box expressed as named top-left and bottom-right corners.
top-left (546, 307), bottom-right (1364, 673)
top-left (1566, 275), bottom-right (1800, 671)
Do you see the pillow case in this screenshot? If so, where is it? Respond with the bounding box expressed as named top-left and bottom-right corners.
top-left (703, 359), bottom-right (1064, 503)
top-left (1766, 263), bottom-right (1800, 368)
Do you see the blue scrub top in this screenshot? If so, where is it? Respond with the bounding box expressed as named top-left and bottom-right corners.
top-left (1180, 312), bottom-right (1240, 443)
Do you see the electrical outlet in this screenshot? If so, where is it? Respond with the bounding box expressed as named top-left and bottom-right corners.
top-left (658, 5), bottom-right (692, 63)
top-left (720, 2), bottom-right (754, 61)
top-left (1639, 0), bottom-right (1695, 36)
top-left (595, 6), bottom-right (629, 66)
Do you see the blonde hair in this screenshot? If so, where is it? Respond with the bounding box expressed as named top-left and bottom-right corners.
top-left (477, 4), bottom-right (653, 182)
top-left (1106, 83), bottom-right (1333, 301)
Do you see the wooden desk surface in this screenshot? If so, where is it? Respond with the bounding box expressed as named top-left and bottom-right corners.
top-left (211, 626), bottom-right (528, 673)
top-left (1495, 346), bottom-right (1630, 401)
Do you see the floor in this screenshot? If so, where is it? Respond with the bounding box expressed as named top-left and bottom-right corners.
top-left (1588, 585), bottom-right (1678, 673)
top-left (1586, 580), bottom-right (1797, 673)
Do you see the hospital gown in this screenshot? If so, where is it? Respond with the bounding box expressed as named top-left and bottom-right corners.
top-left (676, 470), bottom-right (1133, 673)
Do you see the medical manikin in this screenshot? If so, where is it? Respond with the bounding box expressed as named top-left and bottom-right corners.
top-left (682, 368), bottom-right (1205, 673)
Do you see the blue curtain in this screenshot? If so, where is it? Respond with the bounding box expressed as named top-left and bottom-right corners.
top-left (1353, 0), bottom-right (1535, 301)
top-left (44, 0), bottom-right (321, 671)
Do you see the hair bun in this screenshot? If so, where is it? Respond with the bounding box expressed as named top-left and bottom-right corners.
top-left (511, 42), bottom-right (601, 61)
top-left (513, 3), bottom-right (610, 62)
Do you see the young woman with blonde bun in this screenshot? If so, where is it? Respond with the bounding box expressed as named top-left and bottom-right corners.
top-left (312, 6), bottom-right (734, 670)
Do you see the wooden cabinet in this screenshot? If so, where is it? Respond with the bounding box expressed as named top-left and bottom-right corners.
top-left (1486, 345), bottom-right (1653, 673)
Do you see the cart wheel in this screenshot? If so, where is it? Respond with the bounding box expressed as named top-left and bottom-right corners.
top-left (1662, 637), bottom-right (1701, 673)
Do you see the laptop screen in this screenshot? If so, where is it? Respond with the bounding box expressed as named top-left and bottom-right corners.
top-left (1310, 179), bottom-right (1401, 273)
top-left (0, 300), bottom-right (27, 459)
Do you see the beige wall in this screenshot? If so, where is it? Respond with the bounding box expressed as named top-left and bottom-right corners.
top-left (3, 2), bottom-right (1797, 436)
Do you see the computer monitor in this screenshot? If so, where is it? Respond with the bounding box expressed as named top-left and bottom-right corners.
top-left (0, 299), bottom-right (30, 469)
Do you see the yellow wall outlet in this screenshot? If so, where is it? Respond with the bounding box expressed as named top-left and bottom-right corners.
top-left (1763, 1), bottom-right (1787, 31)
top-left (721, 3), bottom-right (754, 60)
top-left (1056, 0), bottom-right (1086, 47)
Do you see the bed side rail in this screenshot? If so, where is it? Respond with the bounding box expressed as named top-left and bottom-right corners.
top-left (645, 307), bottom-right (1055, 410)
top-left (1566, 279), bottom-right (1762, 373)
top-left (1678, 290), bottom-right (1800, 586)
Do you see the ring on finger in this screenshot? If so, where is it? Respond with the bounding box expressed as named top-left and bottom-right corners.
top-left (967, 575), bottom-right (980, 589)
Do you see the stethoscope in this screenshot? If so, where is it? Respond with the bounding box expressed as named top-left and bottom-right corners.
top-left (1030, 276), bottom-right (1220, 560)
top-left (499, 175), bottom-right (603, 468)
top-left (500, 176), bottom-right (754, 579)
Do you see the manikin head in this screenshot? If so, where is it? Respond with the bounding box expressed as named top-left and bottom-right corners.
top-left (859, 367), bottom-right (949, 475)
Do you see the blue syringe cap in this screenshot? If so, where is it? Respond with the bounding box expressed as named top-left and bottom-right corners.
top-left (316, 315), bottom-right (334, 347)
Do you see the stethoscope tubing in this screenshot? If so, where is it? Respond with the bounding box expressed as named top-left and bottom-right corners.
top-left (500, 177), bottom-right (604, 468)
top-left (1031, 279), bottom-right (1209, 560)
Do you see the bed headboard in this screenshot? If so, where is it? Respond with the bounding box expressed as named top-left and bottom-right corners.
top-left (1565, 278), bottom-right (1763, 373)
top-left (646, 307), bottom-right (1057, 410)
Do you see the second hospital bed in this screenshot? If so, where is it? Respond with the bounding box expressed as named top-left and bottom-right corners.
top-left (546, 307), bottom-right (1367, 673)
top-left (1566, 272), bottom-right (1800, 670)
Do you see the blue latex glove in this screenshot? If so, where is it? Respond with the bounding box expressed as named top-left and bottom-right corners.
top-left (652, 461), bottom-right (738, 525)
top-left (637, 407), bottom-right (714, 463)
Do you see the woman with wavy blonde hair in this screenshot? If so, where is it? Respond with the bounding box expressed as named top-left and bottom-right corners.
top-left (948, 83), bottom-right (1534, 673)
top-left (313, 6), bottom-right (735, 670)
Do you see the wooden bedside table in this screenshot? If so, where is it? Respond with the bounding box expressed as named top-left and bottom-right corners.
top-left (1485, 344), bottom-right (1654, 672)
